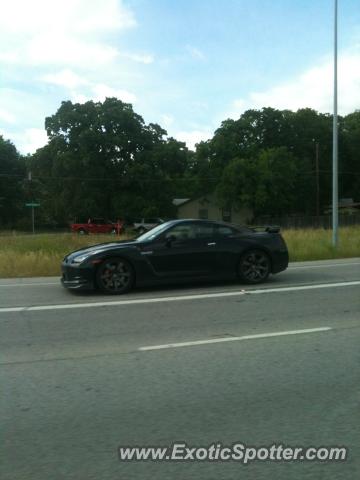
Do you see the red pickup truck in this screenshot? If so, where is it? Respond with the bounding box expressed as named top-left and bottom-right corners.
top-left (71, 218), bottom-right (123, 235)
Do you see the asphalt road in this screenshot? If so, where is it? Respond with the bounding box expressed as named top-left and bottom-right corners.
top-left (1, 258), bottom-right (360, 480)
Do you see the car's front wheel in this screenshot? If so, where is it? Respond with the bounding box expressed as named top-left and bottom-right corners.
top-left (237, 250), bottom-right (270, 284)
top-left (96, 257), bottom-right (135, 294)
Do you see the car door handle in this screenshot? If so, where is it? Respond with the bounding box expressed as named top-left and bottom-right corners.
top-left (207, 242), bottom-right (216, 247)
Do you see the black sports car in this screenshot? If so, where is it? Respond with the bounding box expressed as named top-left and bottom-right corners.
top-left (61, 219), bottom-right (289, 294)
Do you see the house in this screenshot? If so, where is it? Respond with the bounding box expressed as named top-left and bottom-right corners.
top-left (173, 193), bottom-right (253, 225)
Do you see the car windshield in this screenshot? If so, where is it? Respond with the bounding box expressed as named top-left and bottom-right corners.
top-left (135, 222), bottom-right (172, 241)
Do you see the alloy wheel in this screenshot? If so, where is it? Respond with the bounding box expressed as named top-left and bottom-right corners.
top-left (239, 250), bottom-right (270, 283)
top-left (97, 258), bottom-right (134, 294)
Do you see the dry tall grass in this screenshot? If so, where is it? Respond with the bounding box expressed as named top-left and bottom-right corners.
top-left (0, 227), bottom-right (359, 278)
top-left (283, 226), bottom-right (360, 262)
top-left (0, 233), bottom-right (131, 277)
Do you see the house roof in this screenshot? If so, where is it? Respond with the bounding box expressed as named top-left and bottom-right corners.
top-left (172, 198), bottom-right (190, 206)
top-left (326, 198), bottom-right (360, 210)
top-left (173, 193), bottom-right (215, 208)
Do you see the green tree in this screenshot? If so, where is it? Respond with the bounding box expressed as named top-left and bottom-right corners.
top-left (0, 136), bottom-right (25, 227)
top-left (194, 107), bottom-right (337, 215)
top-left (216, 147), bottom-right (298, 216)
top-left (341, 110), bottom-right (360, 199)
top-left (31, 98), bottom-right (194, 223)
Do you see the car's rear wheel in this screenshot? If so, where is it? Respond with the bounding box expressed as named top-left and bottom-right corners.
top-left (237, 250), bottom-right (270, 284)
top-left (96, 257), bottom-right (135, 294)
top-left (78, 228), bottom-right (87, 235)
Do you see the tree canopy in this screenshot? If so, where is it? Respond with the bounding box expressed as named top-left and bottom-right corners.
top-left (0, 100), bottom-right (359, 228)
top-left (216, 147), bottom-right (298, 215)
top-left (28, 98), bottom-right (193, 224)
top-left (0, 136), bottom-right (25, 226)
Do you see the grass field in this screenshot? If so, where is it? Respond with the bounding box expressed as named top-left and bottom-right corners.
top-left (0, 226), bottom-right (359, 278)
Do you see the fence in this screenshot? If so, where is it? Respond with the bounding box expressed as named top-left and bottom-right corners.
top-left (252, 214), bottom-right (360, 229)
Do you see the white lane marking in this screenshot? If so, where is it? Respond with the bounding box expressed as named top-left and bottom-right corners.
top-left (139, 327), bottom-right (333, 351)
top-left (0, 290), bottom-right (247, 312)
top-left (0, 281), bottom-right (359, 313)
top-left (247, 281), bottom-right (360, 294)
top-left (289, 262), bottom-right (360, 270)
top-left (0, 282), bottom-right (58, 287)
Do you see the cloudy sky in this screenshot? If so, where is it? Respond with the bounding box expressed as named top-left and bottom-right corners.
top-left (0, 0), bottom-right (359, 153)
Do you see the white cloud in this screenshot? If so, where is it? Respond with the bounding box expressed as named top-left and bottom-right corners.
top-left (92, 84), bottom-right (137, 103)
top-left (0, 108), bottom-right (16, 124)
top-left (0, 0), bottom-right (136, 68)
top-left (1, 34), bottom-right (119, 68)
top-left (0, 0), bottom-right (148, 155)
top-left (122, 53), bottom-right (154, 64)
top-left (161, 114), bottom-right (174, 129)
top-left (42, 69), bottom-right (88, 89)
top-left (70, 84), bottom-right (137, 104)
top-left (0, 88), bottom-right (51, 129)
top-left (22, 128), bottom-right (48, 154)
top-left (8, 128), bottom-right (48, 154)
top-left (70, 92), bottom-right (90, 104)
top-left (230, 48), bottom-right (360, 117)
top-left (186, 45), bottom-right (205, 61)
top-left (175, 130), bottom-right (213, 150)
top-left (0, 0), bottom-right (136, 35)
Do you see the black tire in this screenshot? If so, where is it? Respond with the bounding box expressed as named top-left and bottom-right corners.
top-left (110, 228), bottom-right (117, 235)
top-left (237, 249), bottom-right (271, 284)
top-left (78, 228), bottom-right (87, 235)
top-left (96, 257), bottom-right (135, 294)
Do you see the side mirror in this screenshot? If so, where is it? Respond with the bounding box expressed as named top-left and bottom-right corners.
top-left (165, 234), bottom-right (176, 246)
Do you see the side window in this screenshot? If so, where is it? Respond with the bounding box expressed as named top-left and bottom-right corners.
top-left (165, 224), bottom-right (196, 240)
top-left (216, 225), bottom-right (237, 237)
top-left (194, 223), bottom-right (215, 238)
top-left (165, 223), bottom-right (216, 241)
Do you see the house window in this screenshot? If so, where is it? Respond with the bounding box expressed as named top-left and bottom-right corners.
top-left (198, 209), bottom-right (208, 219)
top-left (222, 209), bottom-right (232, 222)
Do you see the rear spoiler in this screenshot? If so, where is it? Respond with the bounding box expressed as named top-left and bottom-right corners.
top-left (250, 225), bottom-right (281, 234)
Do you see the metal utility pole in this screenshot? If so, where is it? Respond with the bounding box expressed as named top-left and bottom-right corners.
top-left (332, 0), bottom-right (338, 246)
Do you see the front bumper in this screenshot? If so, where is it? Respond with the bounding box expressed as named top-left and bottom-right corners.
top-left (61, 262), bottom-right (95, 290)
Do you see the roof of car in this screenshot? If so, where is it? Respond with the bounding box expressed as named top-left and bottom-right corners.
top-left (165, 218), bottom-right (243, 229)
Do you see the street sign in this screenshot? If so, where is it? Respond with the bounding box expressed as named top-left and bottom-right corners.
top-left (25, 203), bottom-right (40, 233)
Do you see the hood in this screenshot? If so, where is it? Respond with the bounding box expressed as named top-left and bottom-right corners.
top-left (64, 239), bottom-right (137, 262)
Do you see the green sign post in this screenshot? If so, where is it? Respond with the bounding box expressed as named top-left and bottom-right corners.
top-left (25, 203), bottom-right (40, 234)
